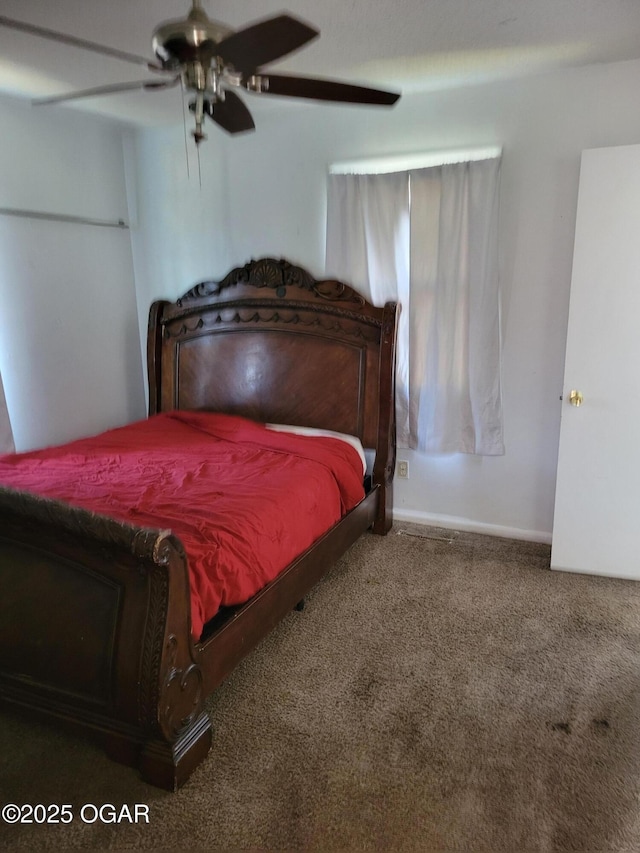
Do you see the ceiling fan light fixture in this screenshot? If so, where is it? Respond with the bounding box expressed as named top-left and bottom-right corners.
top-left (182, 60), bottom-right (215, 94)
top-left (246, 75), bottom-right (268, 94)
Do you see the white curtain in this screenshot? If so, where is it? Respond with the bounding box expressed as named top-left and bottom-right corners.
top-left (325, 172), bottom-right (412, 443)
top-left (326, 156), bottom-right (503, 455)
top-left (0, 371), bottom-right (14, 454)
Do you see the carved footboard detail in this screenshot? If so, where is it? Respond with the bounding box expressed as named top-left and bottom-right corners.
top-left (0, 488), bottom-right (211, 790)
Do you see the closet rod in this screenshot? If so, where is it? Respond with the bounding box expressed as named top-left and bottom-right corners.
top-left (0, 207), bottom-right (128, 229)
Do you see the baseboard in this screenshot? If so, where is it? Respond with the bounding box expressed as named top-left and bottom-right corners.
top-left (392, 508), bottom-right (552, 545)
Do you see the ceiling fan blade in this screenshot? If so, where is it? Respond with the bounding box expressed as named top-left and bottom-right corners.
top-left (33, 77), bottom-right (180, 107)
top-left (203, 91), bottom-right (255, 135)
top-left (254, 74), bottom-right (400, 106)
top-left (0, 14), bottom-right (156, 69)
top-left (216, 15), bottom-right (318, 75)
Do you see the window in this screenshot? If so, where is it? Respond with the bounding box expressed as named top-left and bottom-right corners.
top-left (326, 151), bottom-right (503, 455)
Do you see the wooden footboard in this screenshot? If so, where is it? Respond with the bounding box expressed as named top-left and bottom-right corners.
top-left (0, 483), bottom-right (378, 790)
top-left (0, 487), bottom-right (211, 790)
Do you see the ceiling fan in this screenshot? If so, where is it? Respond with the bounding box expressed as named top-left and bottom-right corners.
top-left (0, 1), bottom-right (400, 145)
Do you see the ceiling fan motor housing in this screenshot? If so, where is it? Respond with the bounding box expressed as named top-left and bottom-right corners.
top-left (151, 6), bottom-right (233, 68)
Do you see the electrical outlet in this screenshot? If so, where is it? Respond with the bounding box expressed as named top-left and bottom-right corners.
top-left (397, 460), bottom-right (409, 479)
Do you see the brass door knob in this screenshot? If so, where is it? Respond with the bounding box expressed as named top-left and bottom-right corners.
top-left (569, 389), bottom-right (584, 407)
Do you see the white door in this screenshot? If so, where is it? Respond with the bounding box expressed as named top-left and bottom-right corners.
top-left (551, 144), bottom-right (640, 579)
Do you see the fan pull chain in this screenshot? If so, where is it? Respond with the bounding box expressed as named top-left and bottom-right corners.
top-left (180, 79), bottom-right (190, 179)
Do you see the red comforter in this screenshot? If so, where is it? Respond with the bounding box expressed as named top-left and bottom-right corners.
top-left (0, 411), bottom-right (365, 638)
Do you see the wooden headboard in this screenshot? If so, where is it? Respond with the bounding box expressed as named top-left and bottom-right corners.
top-left (147, 257), bottom-right (397, 531)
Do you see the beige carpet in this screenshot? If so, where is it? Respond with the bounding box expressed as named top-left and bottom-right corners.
top-left (2, 525), bottom-right (640, 852)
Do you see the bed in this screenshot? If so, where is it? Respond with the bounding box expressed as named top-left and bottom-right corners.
top-left (0, 257), bottom-right (397, 790)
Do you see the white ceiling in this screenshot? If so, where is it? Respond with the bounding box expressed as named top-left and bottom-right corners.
top-left (0, 0), bottom-right (640, 128)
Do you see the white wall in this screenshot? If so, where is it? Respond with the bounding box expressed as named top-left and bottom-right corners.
top-left (221, 59), bottom-right (640, 542)
top-left (125, 125), bottom-right (233, 345)
top-left (2, 58), bottom-right (637, 537)
top-left (126, 57), bottom-right (640, 542)
top-left (0, 93), bottom-right (145, 451)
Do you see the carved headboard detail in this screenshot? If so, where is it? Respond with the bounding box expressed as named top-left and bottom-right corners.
top-left (177, 257), bottom-right (366, 306)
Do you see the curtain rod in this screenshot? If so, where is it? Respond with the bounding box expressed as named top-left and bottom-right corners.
top-left (330, 146), bottom-right (503, 175)
top-left (0, 207), bottom-right (129, 230)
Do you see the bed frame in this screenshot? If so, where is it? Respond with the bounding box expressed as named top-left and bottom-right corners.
top-left (0, 258), bottom-right (397, 790)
